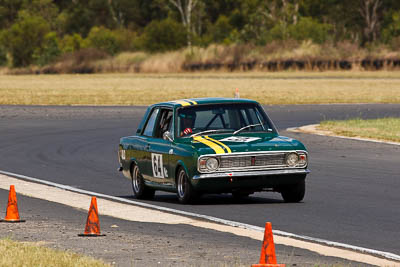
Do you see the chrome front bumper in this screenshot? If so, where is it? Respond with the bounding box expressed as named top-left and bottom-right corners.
top-left (192, 168), bottom-right (310, 180)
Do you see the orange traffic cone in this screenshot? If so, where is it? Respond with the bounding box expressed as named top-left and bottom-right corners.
top-left (1, 185), bottom-right (25, 223)
top-left (78, 197), bottom-right (105, 237)
top-left (251, 222), bottom-right (285, 267)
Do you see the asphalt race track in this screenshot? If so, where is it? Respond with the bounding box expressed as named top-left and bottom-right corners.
top-left (1, 104), bottom-right (399, 256)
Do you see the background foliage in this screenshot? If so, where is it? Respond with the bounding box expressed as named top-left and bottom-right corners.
top-left (1, 0), bottom-right (400, 67)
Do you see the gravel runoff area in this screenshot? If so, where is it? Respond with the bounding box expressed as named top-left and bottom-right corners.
top-left (0, 189), bottom-right (374, 267)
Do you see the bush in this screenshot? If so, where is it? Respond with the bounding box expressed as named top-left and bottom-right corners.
top-left (390, 36), bottom-right (400, 51)
top-left (140, 18), bottom-right (187, 53)
top-left (0, 46), bottom-right (7, 66)
top-left (60, 33), bottom-right (83, 53)
top-left (336, 41), bottom-right (362, 58)
top-left (0, 31), bottom-right (7, 66)
top-left (382, 11), bottom-right (400, 44)
top-left (288, 17), bottom-right (332, 44)
top-left (84, 26), bottom-right (120, 55)
top-left (33, 32), bottom-right (61, 66)
top-left (43, 48), bottom-right (109, 73)
top-left (266, 22), bottom-right (289, 43)
top-left (1, 12), bottom-right (50, 67)
top-left (112, 28), bottom-right (137, 51)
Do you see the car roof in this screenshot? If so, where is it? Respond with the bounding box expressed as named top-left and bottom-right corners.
top-left (156, 97), bottom-right (259, 108)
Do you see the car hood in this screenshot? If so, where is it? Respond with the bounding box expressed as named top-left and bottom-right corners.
top-left (185, 134), bottom-right (306, 155)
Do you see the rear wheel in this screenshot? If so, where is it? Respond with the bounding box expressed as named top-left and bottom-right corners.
top-left (176, 168), bottom-right (197, 204)
top-left (280, 179), bottom-right (305, 203)
top-left (131, 164), bottom-right (155, 199)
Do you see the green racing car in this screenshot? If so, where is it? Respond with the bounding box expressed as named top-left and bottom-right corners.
top-left (118, 98), bottom-right (309, 204)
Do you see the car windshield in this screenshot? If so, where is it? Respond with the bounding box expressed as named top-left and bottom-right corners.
top-left (176, 103), bottom-right (275, 137)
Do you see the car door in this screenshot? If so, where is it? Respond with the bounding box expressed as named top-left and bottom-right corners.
top-left (142, 108), bottom-right (174, 187)
top-left (138, 107), bottom-right (160, 181)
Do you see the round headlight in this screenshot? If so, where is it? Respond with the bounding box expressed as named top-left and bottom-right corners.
top-left (206, 157), bottom-right (219, 171)
top-left (286, 153), bottom-right (299, 167)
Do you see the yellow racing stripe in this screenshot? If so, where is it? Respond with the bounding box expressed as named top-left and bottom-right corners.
top-left (193, 136), bottom-right (225, 154)
top-left (185, 99), bottom-right (198, 105)
top-left (170, 99), bottom-right (197, 106)
top-left (204, 136), bottom-right (232, 153)
top-left (173, 100), bottom-right (191, 106)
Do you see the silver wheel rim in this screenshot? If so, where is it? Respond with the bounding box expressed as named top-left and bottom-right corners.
top-left (177, 171), bottom-right (186, 198)
top-left (132, 166), bottom-right (140, 193)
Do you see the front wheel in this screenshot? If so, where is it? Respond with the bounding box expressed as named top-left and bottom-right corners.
top-left (131, 164), bottom-right (155, 199)
top-left (176, 168), bottom-right (197, 204)
top-left (280, 179), bottom-right (305, 203)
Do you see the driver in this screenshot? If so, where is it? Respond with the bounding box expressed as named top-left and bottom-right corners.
top-left (179, 109), bottom-right (196, 136)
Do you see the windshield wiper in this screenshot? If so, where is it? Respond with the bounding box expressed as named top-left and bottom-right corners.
top-left (233, 124), bottom-right (262, 135)
top-left (190, 129), bottom-right (230, 137)
top-left (233, 123), bottom-right (273, 135)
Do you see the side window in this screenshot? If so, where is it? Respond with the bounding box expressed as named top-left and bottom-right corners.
top-left (154, 109), bottom-right (173, 138)
top-left (142, 108), bottom-right (159, 136)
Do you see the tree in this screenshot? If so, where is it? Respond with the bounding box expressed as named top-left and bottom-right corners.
top-left (21, 0), bottom-right (59, 29)
top-left (288, 17), bottom-right (332, 43)
top-left (60, 33), bottom-right (83, 53)
top-left (84, 26), bottom-right (120, 55)
top-left (211, 15), bottom-right (233, 43)
top-left (298, 0), bottom-right (354, 42)
top-left (0, 0), bottom-right (23, 28)
top-left (0, 40), bottom-right (7, 66)
top-left (168, 0), bottom-right (198, 47)
top-left (359, 0), bottom-right (382, 44)
top-left (1, 11), bottom-right (50, 66)
top-left (239, 0), bottom-right (301, 45)
top-left (239, 0), bottom-right (271, 44)
top-left (264, 0), bottom-right (300, 25)
top-left (60, 0), bottom-right (116, 37)
top-left (33, 31), bottom-right (61, 65)
top-left (140, 18), bottom-right (186, 52)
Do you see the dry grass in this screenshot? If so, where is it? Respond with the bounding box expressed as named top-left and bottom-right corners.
top-left (0, 239), bottom-right (109, 267)
top-left (319, 118), bottom-right (400, 142)
top-left (93, 51), bottom-right (186, 73)
top-left (0, 72), bottom-right (400, 105)
top-left (5, 42), bottom-right (400, 74)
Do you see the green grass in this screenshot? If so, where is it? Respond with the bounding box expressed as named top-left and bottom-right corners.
top-left (1, 72), bottom-right (400, 105)
top-left (0, 238), bottom-right (110, 267)
top-left (319, 118), bottom-right (400, 142)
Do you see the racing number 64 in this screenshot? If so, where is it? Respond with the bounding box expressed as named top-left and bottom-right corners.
top-left (152, 153), bottom-right (164, 178)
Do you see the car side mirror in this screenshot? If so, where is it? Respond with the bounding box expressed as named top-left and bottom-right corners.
top-left (163, 131), bottom-right (173, 142)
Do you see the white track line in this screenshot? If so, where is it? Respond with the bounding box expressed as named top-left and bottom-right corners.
top-left (1, 169), bottom-right (399, 263)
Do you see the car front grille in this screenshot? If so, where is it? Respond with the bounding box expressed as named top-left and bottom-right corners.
top-left (218, 153), bottom-right (286, 171)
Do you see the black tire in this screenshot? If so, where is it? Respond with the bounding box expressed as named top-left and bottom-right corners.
top-left (176, 168), bottom-right (197, 204)
top-left (131, 164), bottom-right (155, 199)
top-left (280, 179), bottom-right (305, 203)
